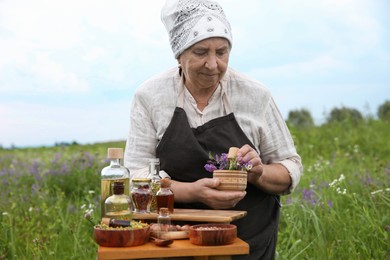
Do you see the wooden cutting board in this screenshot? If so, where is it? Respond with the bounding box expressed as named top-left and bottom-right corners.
top-left (133, 208), bottom-right (247, 223)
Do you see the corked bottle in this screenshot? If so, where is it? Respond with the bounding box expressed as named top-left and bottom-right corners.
top-left (156, 178), bottom-right (174, 213)
top-left (101, 217), bottom-right (131, 228)
top-left (100, 148), bottom-right (130, 218)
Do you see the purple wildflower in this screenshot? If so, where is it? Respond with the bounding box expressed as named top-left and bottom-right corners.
top-left (204, 164), bottom-right (217, 173)
top-left (302, 188), bottom-right (317, 205)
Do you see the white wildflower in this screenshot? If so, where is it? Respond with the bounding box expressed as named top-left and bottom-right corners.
top-left (2, 212), bottom-right (9, 216)
top-left (88, 190), bottom-right (95, 194)
top-left (80, 204), bottom-right (86, 209)
top-left (371, 189), bottom-right (383, 195)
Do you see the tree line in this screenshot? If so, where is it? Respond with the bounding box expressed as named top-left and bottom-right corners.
top-left (287, 100), bottom-right (390, 127)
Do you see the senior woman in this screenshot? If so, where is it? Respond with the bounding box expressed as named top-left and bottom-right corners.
top-left (124, 0), bottom-right (302, 259)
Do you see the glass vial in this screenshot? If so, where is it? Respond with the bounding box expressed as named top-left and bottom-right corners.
top-left (100, 148), bottom-right (130, 218)
top-left (104, 181), bottom-right (132, 220)
top-left (157, 178), bottom-right (174, 213)
top-left (149, 158), bottom-right (161, 212)
top-left (157, 208), bottom-right (171, 239)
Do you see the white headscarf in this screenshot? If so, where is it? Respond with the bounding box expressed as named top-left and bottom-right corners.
top-left (161, 0), bottom-right (233, 58)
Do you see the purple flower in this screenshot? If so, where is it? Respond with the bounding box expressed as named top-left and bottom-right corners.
top-left (204, 151), bottom-right (252, 173)
top-left (204, 163), bottom-right (217, 173)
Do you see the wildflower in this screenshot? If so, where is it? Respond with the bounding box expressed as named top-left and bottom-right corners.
top-left (2, 212), bottom-right (9, 216)
top-left (371, 189), bottom-right (383, 195)
top-left (84, 209), bottom-right (96, 226)
top-left (302, 188), bottom-right (317, 205)
top-left (88, 190), bottom-right (95, 194)
top-left (204, 148), bottom-right (253, 173)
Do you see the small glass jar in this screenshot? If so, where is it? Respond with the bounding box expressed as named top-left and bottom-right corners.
top-left (131, 178), bottom-right (152, 213)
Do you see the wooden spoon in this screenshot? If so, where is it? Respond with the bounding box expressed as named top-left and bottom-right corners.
top-left (150, 236), bottom-right (173, 247)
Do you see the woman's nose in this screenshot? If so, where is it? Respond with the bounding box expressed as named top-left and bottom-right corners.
top-left (205, 55), bottom-right (217, 70)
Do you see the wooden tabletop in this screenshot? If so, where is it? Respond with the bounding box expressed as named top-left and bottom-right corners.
top-left (98, 238), bottom-right (249, 260)
top-left (133, 208), bottom-right (247, 223)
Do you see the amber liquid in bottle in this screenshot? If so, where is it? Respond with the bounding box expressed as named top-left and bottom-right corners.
top-left (156, 178), bottom-right (174, 213)
top-left (156, 193), bottom-right (174, 213)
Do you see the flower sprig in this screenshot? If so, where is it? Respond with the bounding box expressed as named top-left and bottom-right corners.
top-left (204, 147), bottom-right (252, 173)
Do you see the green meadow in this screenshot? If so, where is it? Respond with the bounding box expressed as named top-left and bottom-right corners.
top-left (0, 120), bottom-right (389, 259)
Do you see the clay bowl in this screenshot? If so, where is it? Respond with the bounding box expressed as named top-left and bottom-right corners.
top-left (94, 225), bottom-right (150, 247)
top-left (189, 224), bottom-right (237, 246)
top-left (213, 170), bottom-right (247, 191)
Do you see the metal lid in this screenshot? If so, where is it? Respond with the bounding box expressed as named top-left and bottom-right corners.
top-left (131, 178), bottom-right (151, 183)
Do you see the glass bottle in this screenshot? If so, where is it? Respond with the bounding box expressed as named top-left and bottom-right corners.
top-left (131, 178), bottom-right (152, 213)
top-left (157, 178), bottom-right (174, 213)
top-left (104, 181), bottom-right (132, 220)
top-left (100, 148), bottom-right (130, 218)
top-left (149, 158), bottom-right (161, 212)
top-left (157, 207), bottom-right (171, 239)
top-left (101, 217), bottom-right (132, 228)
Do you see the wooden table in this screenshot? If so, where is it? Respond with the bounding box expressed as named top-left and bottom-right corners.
top-left (97, 238), bottom-right (249, 260)
top-left (97, 209), bottom-right (249, 259)
top-left (133, 209), bottom-right (247, 223)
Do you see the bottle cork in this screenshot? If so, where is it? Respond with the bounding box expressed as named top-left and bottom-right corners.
top-left (107, 148), bottom-right (124, 159)
top-left (160, 178), bottom-right (172, 188)
top-left (227, 147), bottom-right (239, 159)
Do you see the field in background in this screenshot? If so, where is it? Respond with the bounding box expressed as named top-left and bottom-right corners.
top-left (0, 121), bottom-right (389, 259)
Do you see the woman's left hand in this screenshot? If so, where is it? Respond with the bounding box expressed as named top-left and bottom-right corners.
top-left (237, 144), bottom-right (292, 194)
top-left (237, 144), bottom-right (263, 184)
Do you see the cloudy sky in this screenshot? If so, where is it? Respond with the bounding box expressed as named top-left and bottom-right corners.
top-left (0, 0), bottom-right (389, 148)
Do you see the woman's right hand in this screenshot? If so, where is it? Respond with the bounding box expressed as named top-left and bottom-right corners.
top-left (170, 178), bottom-right (246, 209)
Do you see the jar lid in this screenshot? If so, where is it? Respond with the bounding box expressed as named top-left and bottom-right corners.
top-left (132, 178), bottom-right (151, 183)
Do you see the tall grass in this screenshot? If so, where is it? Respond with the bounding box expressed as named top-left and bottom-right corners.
top-left (278, 119), bottom-right (390, 259)
top-left (0, 121), bottom-right (389, 259)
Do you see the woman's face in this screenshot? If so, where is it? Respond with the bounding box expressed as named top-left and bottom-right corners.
top-left (178, 37), bottom-right (230, 92)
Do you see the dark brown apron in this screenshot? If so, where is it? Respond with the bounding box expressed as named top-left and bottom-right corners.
top-left (156, 82), bottom-right (280, 259)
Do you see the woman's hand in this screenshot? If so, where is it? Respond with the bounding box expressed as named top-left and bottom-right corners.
top-left (170, 178), bottom-right (246, 209)
top-left (237, 144), bottom-right (292, 194)
top-left (237, 144), bottom-right (264, 183)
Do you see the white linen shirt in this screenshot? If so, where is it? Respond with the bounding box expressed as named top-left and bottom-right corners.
top-left (124, 67), bottom-right (302, 194)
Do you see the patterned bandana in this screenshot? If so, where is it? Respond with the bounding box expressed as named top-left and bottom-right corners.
top-left (161, 0), bottom-right (233, 58)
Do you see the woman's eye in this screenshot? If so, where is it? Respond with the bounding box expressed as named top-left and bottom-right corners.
top-left (194, 51), bottom-right (207, 56)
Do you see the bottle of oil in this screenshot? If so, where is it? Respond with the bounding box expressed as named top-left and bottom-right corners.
top-left (100, 148), bottom-right (130, 218)
top-left (156, 178), bottom-right (174, 213)
top-left (149, 158), bottom-right (161, 212)
top-left (104, 181), bottom-right (132, 220)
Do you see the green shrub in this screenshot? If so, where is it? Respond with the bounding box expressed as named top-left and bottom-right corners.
top-left (287, 108), bottom-right (315, 127)
top-left (377, 100), bottom-right (390, 121)
top-left (326, 106), bottom-right (363, 124)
